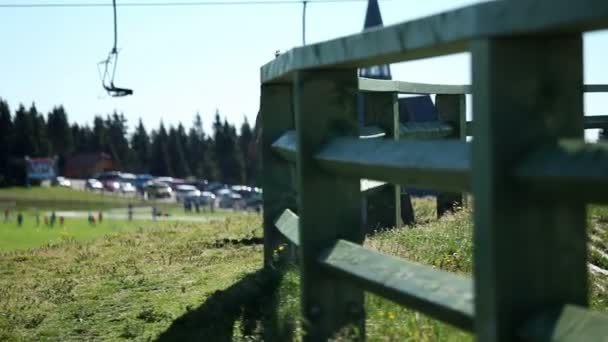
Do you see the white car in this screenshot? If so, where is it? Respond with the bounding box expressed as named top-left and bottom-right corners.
top-left (175, 185), bottom-right (201, 203)
top-left (85, 178), bottom-right (103, 191)
top-left (54, 177), bottom-right (71, 188)
top-left (121, 182), bottom-right (136, 193)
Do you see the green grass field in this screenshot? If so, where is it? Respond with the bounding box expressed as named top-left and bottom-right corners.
top-left (0, 217), bottom-right (164, 251)
top-left (0, 186), bottom-right (140, 211)
top-left (0, 197), bottom-right (606, 341)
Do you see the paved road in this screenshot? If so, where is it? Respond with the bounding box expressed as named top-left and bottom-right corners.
top-left (51, 208), bottom-right (225, 223)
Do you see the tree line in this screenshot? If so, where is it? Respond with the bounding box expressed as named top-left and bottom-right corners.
top-left (0, 98), bottom-right (259, 187)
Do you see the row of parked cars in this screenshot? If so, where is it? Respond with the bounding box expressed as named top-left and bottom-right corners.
top-left (84, 172), bottom-right (263, 209)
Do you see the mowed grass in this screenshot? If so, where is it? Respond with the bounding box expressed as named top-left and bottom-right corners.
top-left (1, 197), bottom-right (606, 341)
top-left (0, 214), bottom-right (263, 341)
top-left (0, 217), bottom-right (162, 251)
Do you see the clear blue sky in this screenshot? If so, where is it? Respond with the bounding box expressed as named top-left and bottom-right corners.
top-left (0, 0), bottom-right (607, 138)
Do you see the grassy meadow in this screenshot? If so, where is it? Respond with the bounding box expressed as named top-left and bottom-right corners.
top-left (0, 189), bottom-right (606, 341)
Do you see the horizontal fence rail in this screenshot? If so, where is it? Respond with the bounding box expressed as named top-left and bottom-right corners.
top-left (320, 240), bottom-right (475, 331)
top-left (260, 0), bottom-right (608, 341)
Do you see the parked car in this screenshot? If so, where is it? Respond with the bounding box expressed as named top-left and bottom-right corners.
top-left (218, 192), bottom-right (244, 209)
top-left (85, 178), bottom-right (103, 191)
top-left (199, 191), bottom-right (216, 205)
top-left (145, 182), bottom-right (172, 199)
top-left (175, 184), bottom-right (201, 203)
top-left (53, 177), bottom-right (71, 188)
top-left (103, 180), bottom-right (121, 192)
top-left (120, 182), bottom-right (136, 193)
top-left (245, 193), bottom-right (263, 209)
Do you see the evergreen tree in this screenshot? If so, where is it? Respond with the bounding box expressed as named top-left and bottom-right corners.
top-left (47, 106), bottom-right (73, 155)
top-left (239, 116), bottom-right (257, 185)
top-left (13, 104), bottom-right (38, 158)
top-left (168, 125), bottom-right (191, 178)
top-left (131, 118), bottom-right (150, 173)
top-left (213, 113), bottom-right (245, 184)
top-left (105, 112), bottom-right (132, 169)
top-left (149, 122), bottom-right (173, 176)
top-left (187, 114), bottom-right (205, 178)
top-left (91, 116), bottom-right (106, 153)
top-left (31, 104), bottom-right (50, 157)
top-left (0, 99), bottom-right (14, 185)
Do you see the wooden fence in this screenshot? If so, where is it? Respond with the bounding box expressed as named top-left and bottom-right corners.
top-left (260, 1), bottom-right (608, 340)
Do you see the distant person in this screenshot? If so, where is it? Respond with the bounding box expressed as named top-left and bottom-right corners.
top-left (35, 212), bottom-right (40, 226)
top-left (50, 211), bottom-right (56, 227)
top-left (194, 201), bottom-right (200, 213)
top-left (17, 213), bottom-right (23, 227)
top-left (59, 216), bottom-right (65, 226)
top-left (4, 208), bottom-right (9, 222)
top-left (88, 212), bottom-right (94, 225)
top-left (98, 212), bottom-right (103, 224)
top-left (128, 203), bottom-right (133, 221)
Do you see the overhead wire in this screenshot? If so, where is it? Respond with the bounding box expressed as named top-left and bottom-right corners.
top-left (0, 0), bottom-right (392, 8)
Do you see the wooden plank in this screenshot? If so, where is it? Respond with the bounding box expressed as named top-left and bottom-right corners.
top-left (471, 35), bottom-right (588, 341)
top-left (261, 0), bottom-right (608, 82)
top-left (515, 140), bottom-right (608, 203)
top-left (361, 91), bottom-right (404, 231)
top-left (294, 69), bottom-right (365, 341)
top-left (400, 121), bottom-right (454, 140)
top-left (584, 115), bottom-right (608, 129)
top-left (359, 78), bottom-right (471, 95)
top-left (359, 80), bottom-right (607, 95)
top-left (468, 116), bottom-right (608, 135)
top-left (584, 84), bottom-right (608, 93)
top-left (274, 209), bottom-right (300, 246)
top-left (319, 240), bottom-right (474, 331)
top-left (519, 305), bottom-right (608, 341)
top-left (360, 125), bottom-right (386, 138)
top-left (315, 137), bottom-right (470, 192)
top-left (271, 130), bottom-right (297, 162)
top-left (436, 94), bottom-right (466, 217)
top-left (261, 84), bottom-right (297, 268)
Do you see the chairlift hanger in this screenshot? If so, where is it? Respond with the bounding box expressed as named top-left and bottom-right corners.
top-left (98, 0), bottom-right (133, 97)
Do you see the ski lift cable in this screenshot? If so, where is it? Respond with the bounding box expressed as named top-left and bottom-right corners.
top-left (0, 0), bottom-right (391, 8)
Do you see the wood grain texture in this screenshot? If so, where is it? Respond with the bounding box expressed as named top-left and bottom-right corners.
top-left (261, 84), bottom-right (297, 267)
top-left (436, 94), bottom-right (466, 217)
top-left (274, 209), bottom-right (300, 246)
top-left (315, 137), bottom-right (470, 192)
top-left (515, 140), bottom-right (608, 203)
top-left (359, 77), bottom-right (471, 94)
top-left (518, 305), bottom-right (608, 342)
top-left (294, 69), bottom-right (365, 341)
top-left (471, 35), bottom-right (588, 341)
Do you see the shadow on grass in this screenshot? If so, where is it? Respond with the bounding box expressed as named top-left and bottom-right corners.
top-left (156, 267), bottom-right (292, 342)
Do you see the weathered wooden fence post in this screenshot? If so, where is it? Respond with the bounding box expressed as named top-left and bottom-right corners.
top-left (472, 35), bottom-right (588, 341)
top-left (261, 84), bottom-right (297, 268)
top-left (361, 91), bottom-right (405, 231)
top-left (295, 69), bottom-right (364, 341)
top-left (436, 94), bottom-right (466, 217)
